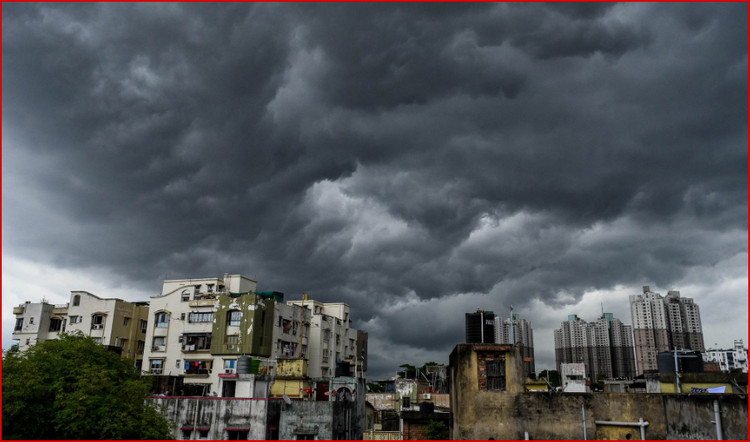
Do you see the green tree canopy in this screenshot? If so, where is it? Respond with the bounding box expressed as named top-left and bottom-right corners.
top-left (423, 420), bottom-right (449, 440)
top-left (2, 333), bottom-right (173, 440)
top-left (538, 369), bottom-right (562, 387)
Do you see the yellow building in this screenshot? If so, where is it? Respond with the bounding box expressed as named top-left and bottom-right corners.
top-left (271, 359), bottom-right (311, 398)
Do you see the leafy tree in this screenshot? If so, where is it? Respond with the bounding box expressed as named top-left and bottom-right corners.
top-left (538, 369), bottom-right (561, 387)
top-left (423, 420), bottom-right (449, 440)
top-left (397, 363), bottom-right (418, 378)
top-left (367, 382), bottom-right (385, 393)
top-left (2, 333), bottom-right (173, 439)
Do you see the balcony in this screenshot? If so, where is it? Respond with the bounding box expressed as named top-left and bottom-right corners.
top-left (189, 298), bottom-right (216, 307)
top-left (13, 307), bottom-right (24, 315)
top-left (91, 324), bottom-right (104, 330)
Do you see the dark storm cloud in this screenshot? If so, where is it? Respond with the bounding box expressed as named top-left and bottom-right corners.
top-left (3, 3), bottom-right (746, 378)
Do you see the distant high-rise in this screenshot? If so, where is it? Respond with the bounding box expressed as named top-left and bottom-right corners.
top-left (495, 314), bottom-right (535, 377)
top-left (465, 310), bottom-right (495, 343)
top-left (553, 313), bottom-right (636, 380)
top-left (630, 286), bottom-right (704, 374)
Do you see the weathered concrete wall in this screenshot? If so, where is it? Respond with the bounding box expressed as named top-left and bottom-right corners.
top-left (451, 391), bottom-right (748, 440)
top-left (663, 395), bottom-right (748, 440)
top-left (432, 393), bottom-right (450, 409)
top-left (367, 393), bottom-right (399, 411)
top-left (450, 344), bottom-right (749, 440)
top-left (279, 401), bottom-right (335, 439)
top-left (149, 396), bottom-right (271, 440)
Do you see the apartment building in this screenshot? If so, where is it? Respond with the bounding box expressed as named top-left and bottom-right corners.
top-left (11, 291), bottom-right (150, 367)
top-left (703, 339), bottom-right (748, 373)
top-left (630, 286), bottom-right (705, 374)
top-left (141, 274), bottom-right (368, 395)
top-left (494, 314), bottom-right (535, 377)
top-left (553, 313), bottom-right (636, 380)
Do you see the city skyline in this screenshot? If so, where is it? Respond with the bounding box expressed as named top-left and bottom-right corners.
top-left (2, 3), bottom-right (747, 380)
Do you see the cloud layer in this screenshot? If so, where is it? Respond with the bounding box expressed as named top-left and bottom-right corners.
top-left (3, 3), bottom-right (747, 378)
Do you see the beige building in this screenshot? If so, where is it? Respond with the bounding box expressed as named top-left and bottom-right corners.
top-left (11, 291), bottom-right (150, 367)
top-left (141, 274), bottom-right (368, 396)
top-left (631, 286), bottom-right (704, 375)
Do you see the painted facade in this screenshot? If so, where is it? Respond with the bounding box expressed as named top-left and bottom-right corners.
top-left (141, 274), bottom-right (368, 395)
top-left (11, 291), bottom-right (149, 367)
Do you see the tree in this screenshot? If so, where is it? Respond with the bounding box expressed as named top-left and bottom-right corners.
top-left (423, 420), bottom-right (449, 440)
top-left (538, 369), bottom-right (561, 387)
top-left (2, 333), bottom-right (173, 439)
top-left (397, 363), bottom-right (418, 378)
top-left (367, 382), bottom-right (385, 393)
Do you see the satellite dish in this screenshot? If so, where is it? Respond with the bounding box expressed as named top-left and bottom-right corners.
top-left (283, 394), bottom-right (292, 405)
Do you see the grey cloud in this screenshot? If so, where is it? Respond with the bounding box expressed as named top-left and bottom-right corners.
top-left (3, 3), bottom-right (746, 379)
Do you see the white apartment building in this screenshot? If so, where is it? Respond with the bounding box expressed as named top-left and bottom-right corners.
top-left (703, 339), bottom-right (748, 373)
top-left (287, 300), bottom-right (367, 379)
top-left (141, 274), bottom-right (368, 396)
top-left (494, 314), bottom-right (535, 376)
top-left (11, 291), bottom-right (150, 367)
top-left (12, 301), bottom-right (67, 351)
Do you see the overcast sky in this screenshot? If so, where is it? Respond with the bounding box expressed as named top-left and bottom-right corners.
top-left (2, 3), bottom-right (747, 379)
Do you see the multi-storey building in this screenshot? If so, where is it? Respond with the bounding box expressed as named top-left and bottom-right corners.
top-left (140, 274), bottom-right (368, 396)
top-left (287, 299), bottom-right (367, 379)
top-left (554, 313), bottom-right (636, 380)
top-left (11, 291), bottom-right (150, 367)
top-left (465, 310), bottom-right (495, 343)
top-left (703, 339), bottom-right (748, 373)
top-left (494, 314), bottom-right (535, 377)
top-left (630, 286), bottom-right (705, 374)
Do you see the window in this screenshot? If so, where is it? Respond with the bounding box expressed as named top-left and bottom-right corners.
top-left (296, 434), bottom-right (314, 440)
top-left (140, 319), bottom-right (148, 333)
top-left (189, 312), bottom-right (214, 323)
top-left (301, 345), bottom-right (307, 358)
top-left (92, 337), bottom-right (102, 345)
top-left (69, 315), bottom-right (79, 324)
top-left (91, 315), bottom-right (104, 330)
top-left (181, 289), bottom-right (191, 301)
top-left (150, 359), bottom-right (164, 374)
top-left (184, 360), bottom-right (213, 375)
top-left (119, 338), bottom-right (128, 349)
top-left (153, 336), bottom-right (166, 350)
top-left (226, 430), bottom-right (249, 440)
top-left (206, 284), bottom-right (214, 293)
top-left (123, 317), bottom-right (130, 327)
top-left (29, 317), bottom-right (34, 325)
top-left (137, 340), bottom-right (145, 354)
top-left (73, 295), bottom-right (80, 306)
top-left (14, 318), bottom-right (23, 331)
top-left (484, 359), bottom-right (506, 391)
top-left (226, 335), bottom-right (239, 345)
top-left (183, 333), bottom-right (212, 351)
top-left (155, 312), bottom-right (169, 328)
top-left (227, 311), bottom-right (241, 326)
top-left (224, 359), bottom-right (236, 371)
